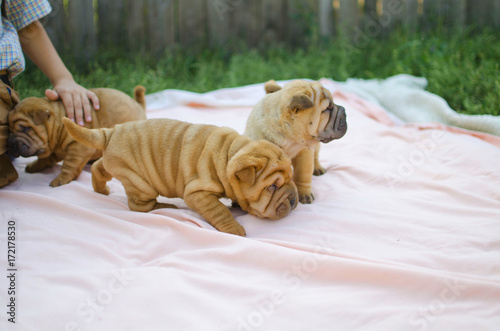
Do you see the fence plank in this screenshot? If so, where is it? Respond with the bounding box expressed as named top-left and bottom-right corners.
top-left (338, 0), bottom-right (359, 39)
top-left (231, 0), bottom-right (261, 49)
top-left (364, 0), bottom-right (378, 16)
top-left (126, 1), bottom-right (147, 53)
top-left (207, 0), bottom-right (232, 48)
top-left (147, 0), bottom-right (175, 57)
top-left (42, 0), bottom-right (66, 53)
top-left (319, 0), bottom-right (335, 39)
top-left (382, 0), bottom-right (404, 32)
top-left (261, 0), bottom-right (287, 47)
top-left (287, 0), bottom-right (318, 47)
top-left (358, 0), bottom-right (380, 44)
top-left (178, 0), bottom-right (207, 51)
top-left (444, 0), bottom-right (466, 30)
top-left (404, 0), bottom-right (419, 33)
top-left (422, 0), bottom-right (443, 30)
top-left (493, 0), bottom-right (500, 29)
top-left (98, 0), bottom-right (126, 49)
top-left (67, 0), bottom-right (96, 62)
top-left (466, 0), bottom-right (491, 28)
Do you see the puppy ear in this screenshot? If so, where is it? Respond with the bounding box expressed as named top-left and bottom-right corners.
top-left (235, 166), bottom-right (256, 185)
top-left (289, 94), bottom-right (314, 112)
top-left (234, 156), bottom-right (267, 185)
top-left (264, 80), bottom-right (281, 94)
top-left (31, 109), bottom-right (51, 125)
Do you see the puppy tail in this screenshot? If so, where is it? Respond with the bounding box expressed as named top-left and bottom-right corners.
top-left (62, 118), bottom-right (111, 150)
top-left (133, 85), bottom-right (147, 109)
top-left (264, 80), bottom-right (282, 94)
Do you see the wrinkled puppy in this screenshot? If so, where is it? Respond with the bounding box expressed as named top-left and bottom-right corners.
top-left (245, 80), bottom-right (347, 204)
top-left (63, 118), bottom-right (298, 236)
top-left (8, 86), bottom-right (147, 187)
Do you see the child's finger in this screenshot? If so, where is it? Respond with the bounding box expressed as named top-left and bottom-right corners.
top-left (87, 90), bottom-right (99, 110)
top-left (71, 93), bottom-right (84, 126)
top-left (82, 93), bottom-right (93, 123)
top-left (45, 88), bottom-right (59, 101)
top-left (59, 93), bottom-right (75, 123)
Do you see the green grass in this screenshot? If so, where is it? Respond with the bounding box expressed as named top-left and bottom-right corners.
top-left (15, 28), bottom-right (500, 116)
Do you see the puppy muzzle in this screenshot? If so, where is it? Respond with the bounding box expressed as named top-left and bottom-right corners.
top-left (275, 187), bottom-right (298, 219)
top-left (8, 136), bottom-right (41, 158)
top-left (318, 105), bottom-right (347, 143)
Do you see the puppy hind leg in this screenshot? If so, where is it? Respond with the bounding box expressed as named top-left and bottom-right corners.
top-left (152, 202), bottom-right (178, 210)
top-left (91, 158), bottom-right (112, 195)
top-left (121, 179), bottom-right (177, 212)
top-left (127, 194), bottom-right (177, 212)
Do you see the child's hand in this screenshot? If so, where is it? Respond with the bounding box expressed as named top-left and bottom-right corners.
top-left (45, 79), bottom-right (100, 126)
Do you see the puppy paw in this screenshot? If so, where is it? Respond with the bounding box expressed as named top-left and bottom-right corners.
top-left (313, 166), bottom-right (327, 176)
top-left (153, 202), bottom-right (178, 209)
top-left (219, 222), bottom-right (246, 237)
top-left (299, 192), bottom-right (315, 204)
top-left (26, 160), bottom-right (47, 173)
top-left (50, 175), bottom-right (72, 187)
top-left (95, 185), bottom-right (111, 195)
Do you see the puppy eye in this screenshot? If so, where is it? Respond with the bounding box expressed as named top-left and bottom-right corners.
top-left (323, 104), bottom-right (333, 113)
top-left (268, 183), bottom-right (278, 192)
top-left (19, 125), bottom-right (30, 133)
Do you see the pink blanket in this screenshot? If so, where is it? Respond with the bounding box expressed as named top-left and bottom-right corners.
top-left (1, 79), bottom-right (499, 330)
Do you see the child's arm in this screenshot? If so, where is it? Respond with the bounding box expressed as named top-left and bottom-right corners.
top-left (18, 20), bottom-right (99, 126)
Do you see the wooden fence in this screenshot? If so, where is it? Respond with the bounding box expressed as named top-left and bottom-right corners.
top-left (41, 0), bottom-right (500, 62)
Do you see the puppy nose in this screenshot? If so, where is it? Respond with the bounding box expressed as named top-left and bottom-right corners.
top-left (289, 195), bottom-right (297, 210)
top-left (336, 106), bottom-right (347, 131)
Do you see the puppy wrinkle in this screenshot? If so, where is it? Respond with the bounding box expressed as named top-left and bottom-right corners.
top-left (198, 126), bottom-right (242, 199)
top-left (261, 170), bottom-right (285, 187)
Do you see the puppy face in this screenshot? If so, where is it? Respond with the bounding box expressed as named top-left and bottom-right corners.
top-left (267, 80), bottom-right (347, 144)
top-left (8, 97), bottom-right (53, 158)
top-left (228, 140), bottom-right (298, 219)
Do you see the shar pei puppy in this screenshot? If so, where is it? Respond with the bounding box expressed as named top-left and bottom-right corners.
top-left (245, 79), bottom-right (347, 204)
top-left (63, 118), bottom-right (298, 236)
top-left (8, 86), bottom-right (147, 186)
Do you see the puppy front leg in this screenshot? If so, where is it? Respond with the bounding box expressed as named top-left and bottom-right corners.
top-left (26, 154), bottom-right (58, 173)
top-left (185, 191), bottom-right (246, 236)
top-left (293, 148), bottom-right (315, 204)
top-left (313, 144), bottom-right (326, 176)
top-left (50, 142), bottom-right (93, 187)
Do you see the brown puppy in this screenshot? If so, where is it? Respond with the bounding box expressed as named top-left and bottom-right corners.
top-left (245, 80), bottom-right (347, 204)
top-left (62, 118), bottom-right (298, 236)
top-left (8, 86), bottom-right (147, 187)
